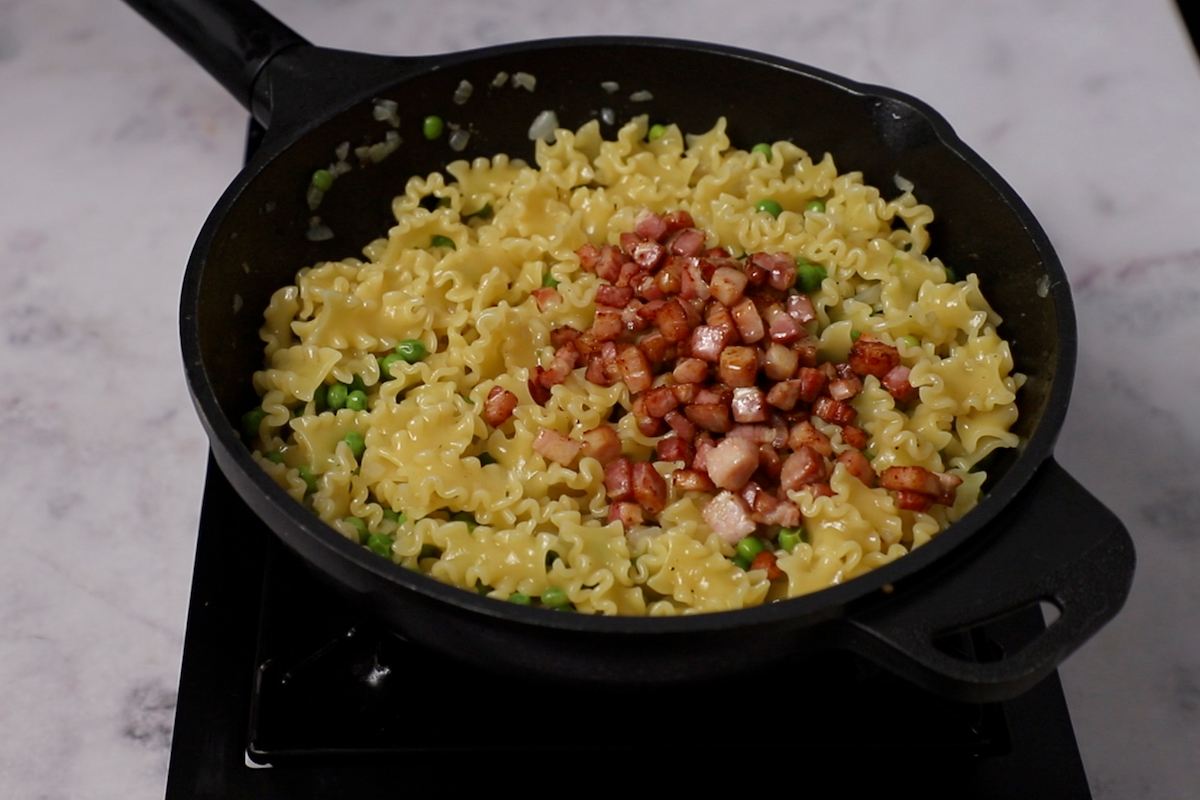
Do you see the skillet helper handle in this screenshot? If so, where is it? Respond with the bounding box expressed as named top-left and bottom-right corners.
top-left (842, 457), bottom-right (1134, 703)
top-left (123, 0), bottom-right (307, 112)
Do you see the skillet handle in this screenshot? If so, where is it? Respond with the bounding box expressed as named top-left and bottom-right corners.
top-left (840, 457), bottom-right (1134, 703)
top-left (123, 0), bottom-right (307, 113)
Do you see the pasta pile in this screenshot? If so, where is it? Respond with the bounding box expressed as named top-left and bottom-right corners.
top-left (245, 116), bottom-right (1022, 615)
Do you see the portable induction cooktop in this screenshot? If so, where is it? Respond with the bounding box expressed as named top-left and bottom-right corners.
top-left (163, 124), bottom-right (1093, 800)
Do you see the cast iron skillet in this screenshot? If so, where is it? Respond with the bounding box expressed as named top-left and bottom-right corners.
top-left (128, 0), bottom-right (1134, 701)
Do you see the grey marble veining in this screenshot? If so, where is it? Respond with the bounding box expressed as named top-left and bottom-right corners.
top-left (1, 0), bottom-right (1197, 797)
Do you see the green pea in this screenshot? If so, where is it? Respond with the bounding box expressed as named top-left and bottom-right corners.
top-left (805, 199), bottom-right (826, 214)
top-left (326, 383), bottom-right (348, 410)
top-left (343, 431), bottom-right (366, 460)
top-left (751, 143), bottom-right (773, 161)
top-left (419, 543), bottom-right (442, 560)
top-left (395, 339), bottom-right (428, 363)
top-left (735, 536), bottom-right (766, 562)
top-left (732, 554), bottom-right (752, 571)
top-left (265, 450), bottom-right (285, 464)
top-left (755, 198), bottom-right (783, 217)
top-left (430, 234), bottom-right (456, 250)
top-left (542, 270), bottom-right (559, 289)
top-left (379, 352), bottom-right (403, 379)
top-left (241, 407), bottom-right (266, 439)
top-left (423, 115), bottom-right (444, 140)
top-left (311, 169), bottom-right (333, 192)
top-left (794, 261), bottom-right (827, 293)
top-left (647, 123), bottom-right (667, 141)
top-left (508, 592), bottom-right (532, 606)
top-left (366, 532), bottom-right (393, 558)
top-left (901, 334), bottom-right (920, 348)
top-left (450, 511), bottom-right (478, 531)
top-left (297, 465), bottom-right (318, 494)
top-left (345, 390), bottom-right (368, 411)
top-left (943, 265), bottom-right (957, 282)
top-left (313, 383), bottom-right (329, 412)
top-left (341, 516), bottom-right (367, 543)
top-left (778, 527), bottom-right (805, 553)
top-left (864, 448), bottom-right (876, 461)
top-left (541, 586), bottom-right (570, 608)
top-left (850, 329), bottom-right (862, 342)
top-left (465, 203), bottom-right (493, 221)
top-left (382, 508), bottom-right (406, 525)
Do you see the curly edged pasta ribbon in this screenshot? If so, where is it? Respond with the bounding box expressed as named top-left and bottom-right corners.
top-left (245, 116), bottom-right (1021, 614)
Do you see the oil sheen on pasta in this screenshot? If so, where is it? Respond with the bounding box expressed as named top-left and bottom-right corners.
top-left (247, 117), bottom-right (1022, 616)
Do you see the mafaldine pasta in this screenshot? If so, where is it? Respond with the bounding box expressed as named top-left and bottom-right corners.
top-left (243, 116), bottom-right (1022, 616)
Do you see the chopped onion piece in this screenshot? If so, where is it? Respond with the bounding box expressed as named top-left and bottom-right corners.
top-left (367, 141), bottom-right (390, 162)
top-left (629, 90), bottom-right (654, 102)
top-left (335, 141), bottom-right (350, 161)
top-left (305, 185), bottom-right (324, 211)
top-left (528, 109), bottom-right (559, 142)
top-left (512, 71), bottom-right (537, 91)
top-left (600, 80), bottom-right (620, 94)
top-left (448, 128), bottom-right (470, 152)
top-left (306, 217), bottom-right (333, 241)
top-left (600, 107), bottom-right (615, 126)
top-left (453, 79), bottom-right (474, 105)
top-left (894, 172), bottom-right (915, 193)
top-left (372, 98), bottom-right (400, 127)
top-left (491, 70), bottom-right (509, 88)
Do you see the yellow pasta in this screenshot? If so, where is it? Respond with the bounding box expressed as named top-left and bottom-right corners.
top-left (245, 116), bottom-right (1021, 614)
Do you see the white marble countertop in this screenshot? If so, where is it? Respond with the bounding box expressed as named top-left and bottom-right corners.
top-left (2, 0), bottom-right (1197, 796)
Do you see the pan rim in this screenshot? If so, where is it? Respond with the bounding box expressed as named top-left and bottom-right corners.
top-left (181, 34), bottom-right (1076, 635)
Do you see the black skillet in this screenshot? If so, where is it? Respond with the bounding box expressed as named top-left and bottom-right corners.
top-left (127, 0), bottom-right (1134, 701)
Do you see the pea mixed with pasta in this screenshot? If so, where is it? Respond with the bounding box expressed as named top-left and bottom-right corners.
top-left (242, 117), bottom-right (1022, 615)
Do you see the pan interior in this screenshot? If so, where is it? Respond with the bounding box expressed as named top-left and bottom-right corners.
top-left (189, 40), bottom-right (1065, 604)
